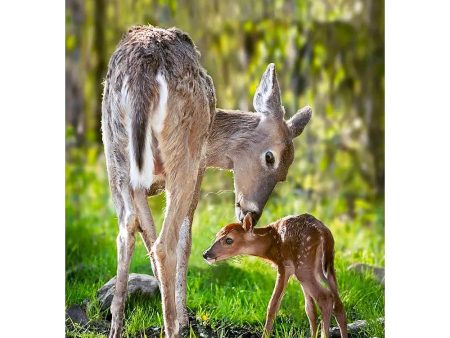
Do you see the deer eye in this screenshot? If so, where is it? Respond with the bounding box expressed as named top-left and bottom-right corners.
top-left (225, 237), bottom-right (233, 245)
top-left (265, 151), bottom-right (275, 166)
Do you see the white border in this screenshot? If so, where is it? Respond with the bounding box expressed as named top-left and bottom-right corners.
top-left (0, 0), bottom-right (64, 336)
top-left (386, 1), bottom-right (450, 337)
top-left (2, 1), bottom-right (450, 336)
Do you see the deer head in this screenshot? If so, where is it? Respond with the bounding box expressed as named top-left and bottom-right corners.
top-left (202, 214), bottom-right (257, 264)
top-left (229, 63), bottom-right (312, 224)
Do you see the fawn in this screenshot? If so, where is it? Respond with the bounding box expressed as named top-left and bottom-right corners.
top-left (203, 213), bottom-right (348, 338)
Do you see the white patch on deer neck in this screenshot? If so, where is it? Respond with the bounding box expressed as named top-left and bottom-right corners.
top-left (153, 72), bottom-right (168, 133)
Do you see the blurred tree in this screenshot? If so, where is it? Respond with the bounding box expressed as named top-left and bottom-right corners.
top-left (93, 0), bottom-right (106, 143)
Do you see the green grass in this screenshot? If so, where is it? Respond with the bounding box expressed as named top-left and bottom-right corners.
top-left (66, 147), bottom-right (384, 337)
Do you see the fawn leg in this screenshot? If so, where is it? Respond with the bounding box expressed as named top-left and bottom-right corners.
top-left (320, 301), bottom-right (332, 338)
top-left (301, 285), bottom-right (318, 338)
top-left (175, 166), bottom-right (205, 328)
top-left (263, 270), bottom-right (290, 337)
top-left (135, 190), bottom-right (159, 278)
top-left (109, 187), bottom-right (138, 338)
top-left (301, 277), bottom-right (334, 338)
top-left (332, 296), bottom-right (348, 338)
top-left (327, 267), bottom-right (348, 338)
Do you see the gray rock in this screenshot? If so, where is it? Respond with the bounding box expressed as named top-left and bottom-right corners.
top-left (66, 304), bottom-right (89, 326)
top-left (330, 318), bottom-right (384, 337)
top-left (97, 273), bottom-right (159, 310)
top-left (348, 263), bottom-right (385, 284)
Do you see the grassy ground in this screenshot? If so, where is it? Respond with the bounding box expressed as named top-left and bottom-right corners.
top-left (66, 147), bottom-right (384, 337)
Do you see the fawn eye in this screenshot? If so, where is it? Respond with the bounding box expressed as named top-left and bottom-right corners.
top-left (225, 237), bottom-right (233, 245)
top-left (265, 151), bottom-right (275, 166)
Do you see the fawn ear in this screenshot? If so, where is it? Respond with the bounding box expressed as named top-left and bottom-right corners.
top-left (253, 63), bottom-right (283, 119)
top-left (242, 213), bottom-right (254, 232)
top-left (287, 106), bottom-right (312, 138)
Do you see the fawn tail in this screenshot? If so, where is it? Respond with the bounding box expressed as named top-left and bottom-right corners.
top-left (323, 247), bottom-right (338, 294)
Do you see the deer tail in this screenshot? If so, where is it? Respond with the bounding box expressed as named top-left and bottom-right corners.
top-left (127, 72), bottom-right (168, 189)
top-left (322, 229), bottom-right (339, 295)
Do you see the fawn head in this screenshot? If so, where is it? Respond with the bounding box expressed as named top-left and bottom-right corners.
top-left (233, 63), bottom-right (311, 224)
top-left (203, 214), bottom-right (257, 264)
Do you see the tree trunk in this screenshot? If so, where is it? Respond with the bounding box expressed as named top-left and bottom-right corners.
top-left (93, 0), bottom-right (106, 143)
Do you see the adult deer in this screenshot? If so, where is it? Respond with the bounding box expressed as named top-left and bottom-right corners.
top-left (101, 26), bottom-right (312, 338)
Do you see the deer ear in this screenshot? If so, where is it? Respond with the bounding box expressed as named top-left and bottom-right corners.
top-left (253, 63), bottom-right (283, 119)
top-left (242, 213), bottom-right (254, 232)
top-left (287, 106), bottom-right (312, 138)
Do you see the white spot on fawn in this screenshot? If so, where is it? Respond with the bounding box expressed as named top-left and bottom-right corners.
top-left (280, 225), bottom-right (287, 241)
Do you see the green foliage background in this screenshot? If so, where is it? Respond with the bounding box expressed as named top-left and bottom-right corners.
top-left (66, 0), bottom-right (384, 336)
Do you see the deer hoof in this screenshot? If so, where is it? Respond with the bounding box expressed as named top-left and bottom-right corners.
top-left (108, 323), bottom-right (122, 338)
top-left (177, 309), bottom-right (190, 329)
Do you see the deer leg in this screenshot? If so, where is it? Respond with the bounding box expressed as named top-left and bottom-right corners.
top-left (301, 277), bottom-right (334, 338)
top-left (319, 299), bottom-right (332, 338)
top-left (109, 187), bottom-right (138, 338)
top-left (175, 166), bottom-right (205, 328)
top-left (301, 285), bottom-right (318, 338)
top-left (331, 296), bottom-right (347, 338)
top-left (326, 268), bottom-right (348, 338)
top-left (263, 270), bottom-right (290, 337)
top-left (151, 167), bottom-right (201, 337)
top-left (135, 190), bottom-right (159, 278)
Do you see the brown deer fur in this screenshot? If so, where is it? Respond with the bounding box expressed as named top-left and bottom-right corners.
top-left (203, 214), bottom-right (348, 338)
top-left (101, 25), bottom-right (312, 338)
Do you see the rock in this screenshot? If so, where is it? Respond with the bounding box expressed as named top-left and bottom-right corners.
top-left (97, 273), bottom-right (159, 310)
top-left (66, 304), bottom-right (89, 326)
top-left (330, 318), bottom-right (384, 338)
top-left (348, 263), bottom-right (385, 284)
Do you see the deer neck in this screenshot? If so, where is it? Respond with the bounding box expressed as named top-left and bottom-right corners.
top-left (248, 226), bottom-right (281, 263)
top-left (205, 108), bottom-right (262, 169)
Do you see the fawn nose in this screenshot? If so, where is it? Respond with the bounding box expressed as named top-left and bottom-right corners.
top-left (202, 250), bottom-right (209, 259)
